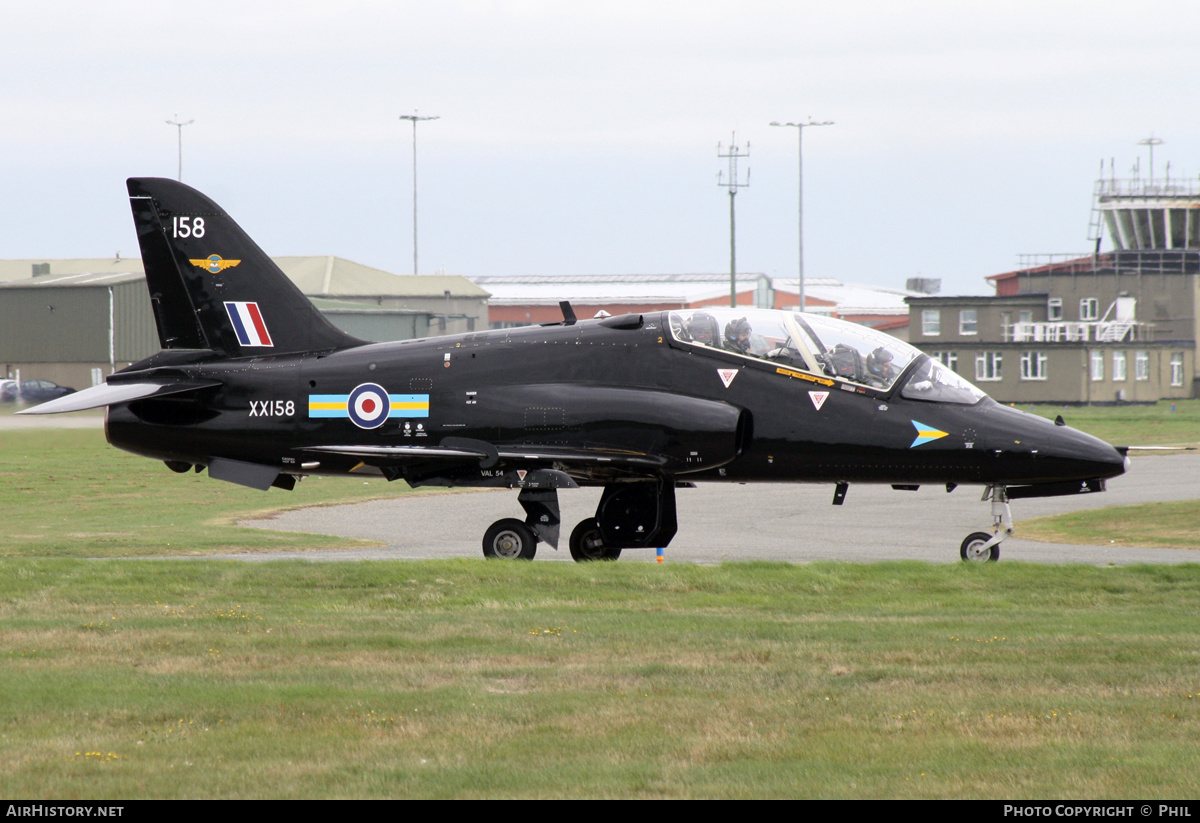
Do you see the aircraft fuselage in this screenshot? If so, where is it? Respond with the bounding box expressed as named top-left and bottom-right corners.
top-left (105, 310), bottom-right (1126, 492)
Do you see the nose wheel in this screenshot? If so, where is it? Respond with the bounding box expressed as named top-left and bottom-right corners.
top-left (960, 531), bottom-right (999, 562)
top-left (961, 485), bottom-right (1013, 562)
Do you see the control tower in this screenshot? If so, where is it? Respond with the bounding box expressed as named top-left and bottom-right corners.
top-left (1092, 163), bottom-right (1200, 251)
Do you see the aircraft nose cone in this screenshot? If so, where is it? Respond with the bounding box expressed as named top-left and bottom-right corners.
top-left (981, 404), bottom-right (1127, 484)
top-left (1051, 427), bottom-right (1127, 481)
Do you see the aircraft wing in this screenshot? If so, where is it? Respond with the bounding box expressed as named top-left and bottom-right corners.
top-left (301, 443), bottom-right (668, 470)
top-left (17, 379), bottom-right (223, 415)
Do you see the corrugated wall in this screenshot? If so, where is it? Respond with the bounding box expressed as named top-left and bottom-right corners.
top-left (0, 283), bottom-right (159, 364)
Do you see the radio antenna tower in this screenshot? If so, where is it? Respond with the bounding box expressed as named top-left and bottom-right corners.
top-left (717, 132), bottom-right (750, 308)
top-left (1137, 134), bottom-right (1164, 185)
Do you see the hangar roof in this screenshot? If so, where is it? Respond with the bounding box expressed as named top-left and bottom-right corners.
top-left (773, 277), bottom-right (919, 316)
top-left (0, 256), bottom-right (488, 299)
top-left (471, 273), bottom-right (915, 315)
top-left (470, 273), bottom-right (771, 306)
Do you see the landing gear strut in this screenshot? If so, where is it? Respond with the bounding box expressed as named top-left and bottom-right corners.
top-left (481, 476), bottom-right (677, 562)
top-left (961, 485), bottom-right (1012, 562)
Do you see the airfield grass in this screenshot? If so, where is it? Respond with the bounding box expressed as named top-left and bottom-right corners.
top-left (1013, 400), bottom-right (1200, 549)
top-left (0, 427), bottom-right (406, 557)
top-left (2, 559), bottom-right (1200, 798)
top-left (1021, 398), bottom-right (1200, 449)
top-left (2, 414), bottom-right (1200, 797)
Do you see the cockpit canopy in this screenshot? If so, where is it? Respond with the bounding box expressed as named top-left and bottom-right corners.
top-left (667, 308), bottom-right (987, 405)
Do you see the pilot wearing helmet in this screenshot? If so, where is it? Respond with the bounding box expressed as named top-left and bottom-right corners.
top-left (865, 346), bottom-right (896, 387)
top-left (724, 317), bottom-right (753, 355)
top-left (684, 312), bottom-right (720, 347)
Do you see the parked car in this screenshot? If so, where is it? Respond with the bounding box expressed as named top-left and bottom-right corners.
top-left (4, 379), bottom-right (76, 403)
top-left (0, 380), bottom-right (17, 402)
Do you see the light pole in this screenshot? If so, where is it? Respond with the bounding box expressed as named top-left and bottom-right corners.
top-left (165, 114), bottom-right (194, 182)
top-left (770, 118), bottom-right (832, 312)
top-left (717, 133), bottom-right (750, 308)
top-left (399, 111), bottom-right (440, 275)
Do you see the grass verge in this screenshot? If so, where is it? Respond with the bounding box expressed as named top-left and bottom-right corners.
top-left (2, 559), bottom-right (1200, 799)
top-left (1021, 500), bottom-right (1200, 550)
top-left (0, 428), bottom-right (407, 557)
top-left (1022, 399), bottom-right (1200, 449)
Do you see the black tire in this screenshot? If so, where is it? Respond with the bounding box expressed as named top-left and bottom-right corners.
top-left (960, 531), bottom-right (999, 562)
top-left (569, 518), bottom-right (621, 562)
top-left (482, 518), bottom-right (537, 560)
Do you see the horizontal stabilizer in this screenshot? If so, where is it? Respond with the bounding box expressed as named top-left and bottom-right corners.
top-left (16, 380), bottom-right (221, 415)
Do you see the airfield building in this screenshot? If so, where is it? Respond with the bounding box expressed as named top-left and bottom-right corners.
top-left (473, 273), bottom-right (918, 337)
top-left (907, 169), bottom-right (1200, 403)
top-left (0, 257), bottom-right (489, 389)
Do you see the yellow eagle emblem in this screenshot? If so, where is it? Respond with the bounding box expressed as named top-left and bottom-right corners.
top-left (190, 255), bottom-right (241, 274)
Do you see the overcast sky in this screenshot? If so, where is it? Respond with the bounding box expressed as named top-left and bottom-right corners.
top-left (3, 0), bottom-right (1198, 295)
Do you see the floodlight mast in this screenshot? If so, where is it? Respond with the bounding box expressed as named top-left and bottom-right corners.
top-left (770, 118), bottom-right (832, 313)
top-left (400, 111), bottom-right (440, 275)
top-left (165, 114), bottom-right (194, 182)
top-left (717, 133), bottom-right (750, 308)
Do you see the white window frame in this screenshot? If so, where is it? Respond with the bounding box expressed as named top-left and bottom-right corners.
top-left (1047, 298), bottom-right (1063, 321)
top-left (1020, 351), bottom-right (1048, 381)
top-left (1090, 350), bottom-right (1104, 381)
top-left (1080, 298), bottom-right (1099, 321)
top-left (1135, 351), bottom-right (1149, 381)
top-left (922, 310), bottom-right (940, 336)
top-left (959, 309), bottom-right (978, 335)
top-left (975, 351), bottom-right (1002, 382)
top-left (933, 351), bottom-right (958, 373)
top-left (1171, 353), bottom-right (1184, 387)
top-left (1112, 351), bottom-right (1127, 382)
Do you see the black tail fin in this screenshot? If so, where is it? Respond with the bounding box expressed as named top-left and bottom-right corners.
top-left (127, 177), bottom-right (365, 356)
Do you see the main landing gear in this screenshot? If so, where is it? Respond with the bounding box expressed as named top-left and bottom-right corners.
top-left (481, 478), bottom-right (677, 563)
top-left (482, 518), bottom-right (538, 560)
top-left (960, 485), bottom-right (1013, 562)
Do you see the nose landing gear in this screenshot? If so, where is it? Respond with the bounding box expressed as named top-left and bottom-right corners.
top-left (961, 485), bottom-right (1013, 562)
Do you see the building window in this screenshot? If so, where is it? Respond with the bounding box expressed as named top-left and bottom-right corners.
top-left (975, 352), bottom-right (1002, 382)
top-left (1090, 350), bottom-right (1104, 381)
top-left (932, 351), bottom-right (958, 372)
top-left (922, 310), bottom-right (940, 336)
top-left (959, 310), bottom-right (978, 335)
top-left (1135, 351), bottom-right (1149, 381)
top-left (1080, 298), bottom-right (1099, 321)
top-left (1020, 351), bottom-right (1048, 381)
top-left (1112, 351), bottom-right (1127, 382)
top-left (1171, 353), bottom-right (1184, 387)
top-left (1048, 298), bottom-right (1063, 321)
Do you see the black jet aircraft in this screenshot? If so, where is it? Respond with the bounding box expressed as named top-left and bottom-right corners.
top-left (24, 178), bottom-right (1129, 562)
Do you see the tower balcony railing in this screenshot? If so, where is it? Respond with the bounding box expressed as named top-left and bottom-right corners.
top-left (1095, 177), bottom-right (1200, 198)
top-left (1002, 321), bottom-right (1143, 344)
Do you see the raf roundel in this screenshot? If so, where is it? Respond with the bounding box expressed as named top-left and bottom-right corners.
top-left (346, 383), bottom-right (392, 429)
